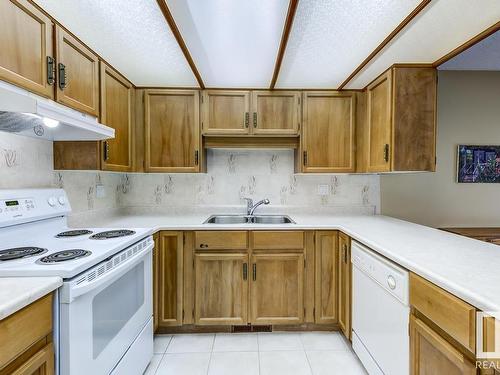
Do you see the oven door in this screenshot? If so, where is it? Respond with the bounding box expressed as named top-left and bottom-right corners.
top-left (59, 240), bottom-right (153, 375)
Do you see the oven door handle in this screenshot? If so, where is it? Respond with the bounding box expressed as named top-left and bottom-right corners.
top-left (65, 244), bottom-right (153, 302)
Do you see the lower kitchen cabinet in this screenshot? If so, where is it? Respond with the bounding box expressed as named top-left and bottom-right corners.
top-left (314, 231), bottom-right (339, 324)
top-left (0, 294), bottom-right (54, 375)
top-left (410, 315), bottom-right (476, 375)
top-left (194, 253), bottom-right (248, 325)
top-left (250, 252), bottom-right (304, 325)
top-left (157, 232), bottom-right (183, 327)
top-left (338, 232), bottom-right (351, 339)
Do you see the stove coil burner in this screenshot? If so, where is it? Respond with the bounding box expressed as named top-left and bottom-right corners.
top-left (0, 247), bottom-right (48, 261)
top-left (56, 229), bottom-right (93, 238)
top-left (37, 249), bottom-right (91, 264)
top-left (90, 230), bottom-right (136, 240)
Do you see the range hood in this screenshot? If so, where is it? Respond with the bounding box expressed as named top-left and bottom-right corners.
top-left (0, 81), bottom-right (114, 141)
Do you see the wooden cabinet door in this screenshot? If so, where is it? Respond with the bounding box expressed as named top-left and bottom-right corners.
top-left (55, 26), bottom-right (99, 116)
top-left (314, 231), bottom-right (338, 324)
top-left (100, 62), bottom-right (134, 172)
top-left (367, 70), bottom-right (392, 172)
top-left (302, 92), bottom-right (356, 173)
top-left (194, 253), bottom-right (248, 325)
top-left (251, 91), bottom-right (300, 135)
top-left (157, 232), bottom-right (183, 327)
top-left (9, 343), bottom-right (54, 375)
top-left (410, 316), bottom-right (476, 375)
top-left (338, 232), bottom-right (351, 338)
top-left (144, 90), bottom-right (201, 172)
top-left (0, 0), bottom-right (54, 99)
top-left (202, 90), bottom-right (250, 135)
top-left (250, 253), bottom-right (304, 325)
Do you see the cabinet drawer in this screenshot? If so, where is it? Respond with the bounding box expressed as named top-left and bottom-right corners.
top-left (410, 273), bottom-right (476, 353)
top-left (252, 231), bottom-right (304, 250)
top-left (0, 294), bottom-right (52, 369)
top-left (195, 231), bottom-right (248, 250)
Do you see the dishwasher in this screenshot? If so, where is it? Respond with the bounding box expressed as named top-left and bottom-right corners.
top-left (351, 241), bottom-right (410, 375)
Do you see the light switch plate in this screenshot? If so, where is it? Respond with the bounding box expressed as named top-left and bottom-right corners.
top-left (96, 184), bottom-right (106, 199)
top-left (317, 184), bottom-right (330, 196)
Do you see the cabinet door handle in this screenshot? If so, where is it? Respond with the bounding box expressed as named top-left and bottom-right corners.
top-left (194, 150), bottom-right (199, 165)
top-left (199, 243), bottom-right (208, 248)
top-left (253, 112), bottom-right (257, 128)
top-left (243, 263), bottom-right (248, 280)
top-left (303, 151), bottom-right (308, 166)
top-left (46, 56), bottom-right (55, 85)
top-left (244, 112), bottom-right (249, 128)
top-left (383, 144), bottom-right (390, 163)
top-left (252, 263), bottom-right (256, 281)
top-left (58, 63), bottom-right (67, 90)
top-left (103, 141), bottom-right (110, 161)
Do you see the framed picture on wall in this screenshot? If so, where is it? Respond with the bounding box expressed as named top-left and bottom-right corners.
top-left (457, 145), bottom-right (500, 183)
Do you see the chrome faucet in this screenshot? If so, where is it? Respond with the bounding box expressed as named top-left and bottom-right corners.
top-left (243, 198), bottom-right (270, 215)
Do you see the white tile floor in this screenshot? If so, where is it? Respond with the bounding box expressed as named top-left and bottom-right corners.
top-left (144, 331), bottom-right (367, 375)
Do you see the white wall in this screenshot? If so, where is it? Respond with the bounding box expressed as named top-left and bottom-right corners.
top-left (0, 133), bottom-right (380, 218)
top-left (381, 71), bottom-right (500, 227)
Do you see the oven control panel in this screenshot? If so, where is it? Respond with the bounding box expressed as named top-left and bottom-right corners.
top-left (0, 189), bottom-right (70, 226)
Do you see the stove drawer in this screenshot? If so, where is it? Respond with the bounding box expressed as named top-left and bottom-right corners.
top-left (0, 294), bottom-right (52, 369)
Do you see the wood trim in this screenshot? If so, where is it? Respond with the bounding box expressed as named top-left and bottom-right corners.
top-left (269, 0), bottom-right (299, 89)
top-left (156, 0), bottom-right (205, 89)
top-left (337, 0), bottom-right (431, 90)
top-left (433, 21), bottom-right (500, 67)
top-left (203, 136), bottom-right (299, 149)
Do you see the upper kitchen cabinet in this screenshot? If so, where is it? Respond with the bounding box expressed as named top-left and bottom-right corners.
top-left (251, 91), bottom-right (300, 136)
top-left (144, 90), bottom-right (202, 173)
top-left (0, 0), bottom-right (54, 99)
top-left (201, 90), bottom-right (250, 135)
top-left (365, 66), bottom-right (437, 173)
top-left (55, 26), bottom-right (100, 116)
top-left (300, 92), bottom-right (356, 173)
top-left (100, 62), bottom-right (134, 172)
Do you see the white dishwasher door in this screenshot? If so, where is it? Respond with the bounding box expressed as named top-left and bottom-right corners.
top-left (351, 241), bottom-right (409, 375)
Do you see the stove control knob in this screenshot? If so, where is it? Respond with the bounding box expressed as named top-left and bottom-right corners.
top-left (47, 197), bottom-right (57, 207)
top-left (58, 196), bottom-right (66, 205)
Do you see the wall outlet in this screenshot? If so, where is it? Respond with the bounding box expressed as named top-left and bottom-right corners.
top-left (96, 184), bottom-right (106, 199)
top-left (317, 184), bottom-right (330, 196)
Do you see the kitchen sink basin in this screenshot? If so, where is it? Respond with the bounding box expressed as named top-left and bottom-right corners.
top-left (252, 215), bottom-right (295, 224)
top-left (204, 215), bottom-right (250, 224)
top-left (204, 215), bottom-right (295, 224)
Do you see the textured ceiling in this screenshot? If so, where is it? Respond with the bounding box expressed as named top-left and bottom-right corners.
top-left (32, 0), bottom-right (500, 88)
top-left (275, 0), bottom-right (421, 89)
top-left (439, 31), bottom-right (500, 71)
top-left (167, 0), bottom-right (289, 88)
top-left (33, 0), bottom-right (198, 87)
top-left (345, 0), bottom-right (500, 88)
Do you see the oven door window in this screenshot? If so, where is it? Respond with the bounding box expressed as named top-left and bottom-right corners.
top-left (92, 262), bottom-right (145, 358)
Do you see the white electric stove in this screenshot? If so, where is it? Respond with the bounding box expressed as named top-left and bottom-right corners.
top-left (0, 189), bottom-right (154, 375)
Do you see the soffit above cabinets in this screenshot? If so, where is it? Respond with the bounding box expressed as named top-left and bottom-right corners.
top-left (345, 0), bottom-right (500, 89)
top-left (275, 0), bottom-right (422, 89)
top-left (166, 0), bottom-right (289, 88)
top-left (32, 0), bottom-right (198, 87)
top-left (439, 31), bottom-right (500, 71)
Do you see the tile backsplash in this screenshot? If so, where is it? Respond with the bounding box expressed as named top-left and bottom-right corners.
top-left (0, 134), bottom-right (380, 217)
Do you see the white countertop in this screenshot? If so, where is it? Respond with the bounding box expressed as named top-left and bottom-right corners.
top-left (81, 211), bottom-right (500, 320)
top-left (0, 276), bottom-right (62, 320)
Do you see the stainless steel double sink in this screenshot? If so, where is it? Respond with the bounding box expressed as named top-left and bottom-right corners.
top-left (204, 215), bottom-right (295, 224)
